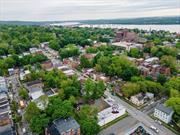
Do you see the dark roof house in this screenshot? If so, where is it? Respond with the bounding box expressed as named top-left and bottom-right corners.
top-left (46, 117), bottom-right (80, 135)
top-left (0, 124), bottom-right (15, 135)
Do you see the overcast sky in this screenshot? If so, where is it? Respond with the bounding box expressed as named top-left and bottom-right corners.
top-left (0, 0), bottom-right (180, 21)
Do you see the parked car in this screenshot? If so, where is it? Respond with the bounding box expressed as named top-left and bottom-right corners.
top-left (150, 125), bottom-right (159, 133)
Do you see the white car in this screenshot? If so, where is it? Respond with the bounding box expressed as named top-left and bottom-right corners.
top-left (22, 128), bottom-right (26, 133)
top-left (150, 125), bottom-right (159, 133)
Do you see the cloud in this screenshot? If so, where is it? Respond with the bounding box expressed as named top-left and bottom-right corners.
top-left (0, 0), bottom-right (179, 21)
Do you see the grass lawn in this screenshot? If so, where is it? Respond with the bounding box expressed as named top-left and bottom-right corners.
top-left (101, 112), bottom-right (129, 130)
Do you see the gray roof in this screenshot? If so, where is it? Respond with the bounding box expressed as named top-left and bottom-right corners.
top-left (26, 80), bottom-right (42, 87)
top-left (48, 117), bottom-right (80, 134)
top-left (0, 92), bottom-right (8, 102)
top-left (155, 104), bottom-right (173, 115)
top-left (0, 85), bottom-right (8, 93)
top-left (29, 87), bottom-right (42, 93)
top-left (0, 124), bottom-right (14, 135)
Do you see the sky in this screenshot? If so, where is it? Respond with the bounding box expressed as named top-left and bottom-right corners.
top-left (0, 0), bottom-right (180, 21)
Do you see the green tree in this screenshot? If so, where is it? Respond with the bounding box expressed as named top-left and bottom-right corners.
top-left (94, 80), bottom-right (105, 99)
top-left (78, 105), bottom-right (100, 135)
top-left (157, 74), bottom-right (167, 85)
top-left (46, 97), bottom-right (73, 120)
top-left (121, 82), bottom-right (140, 98)
top-left (80, 118), bottom-right (100, 135)
top-left (160, 55), bottom-right (177, 72)
top-left (84, 79), bottom-right (105, 100)
top-left (166, 97), bottom-right (180, 125)
top-left (170, 89), bottom-right (180, 98)
top-left (24, 102), bottom-right (41, 122)
top-left (121, 67), bottom-right (139, 81)
top-left (29, 114), bottom-right (50, 134)
top-left (165, 77), bottom-right (180, 92)
top-left (86, 47), bottom-right (98, 53)
top-left (176, 42), bottom-right (180, 48)
top-left (49, 39), bottom-right (59, 50)
top-left (59, 44), bottom-right (79, 59)
top-left (80, 55), bottom-right (93, 68)
top-left (84, 79), bottom-right (96, 101)
top-left (129, 48), bottom-right (141, 58)
top-left (78, 105), bottom-right (98, 119)
top-left (18, 87), bottom-right (29, 100)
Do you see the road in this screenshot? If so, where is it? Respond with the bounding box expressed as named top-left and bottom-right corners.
top-left (104, 91), bottom-right (175, 135)
top-left (7, 75), bottom-right (29, 135)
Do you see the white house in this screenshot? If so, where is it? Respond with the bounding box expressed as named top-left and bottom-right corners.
top-left (130, 92), bottom-right (154, 106)
top-left (154, 104), bottom-right (174, 123)
top-left (144, 57), bottom-right (159, 64)
top-left (19, 70), bottom-right (30, 80)
top-left (130, 93), bottom-right (144, 106)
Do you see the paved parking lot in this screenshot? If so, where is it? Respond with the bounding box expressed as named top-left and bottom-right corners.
top-left (99, 116), bottom-right (139, 135)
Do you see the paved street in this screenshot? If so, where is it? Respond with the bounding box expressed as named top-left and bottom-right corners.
top-left (7, 75), bottom-right (27, 135)
top-left (104, 91), bottom-right (176, 135)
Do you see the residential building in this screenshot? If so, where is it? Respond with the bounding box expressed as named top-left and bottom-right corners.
top-left (115, 29), bottom-right (138, 42)
top-left (0, 92), bottom-right (11, 126)
top-left (41, 60), bottom-right (53, 71)
top-left (130, 93), bottom-right (145, 106)
top-left (144, 57), bottom-right (159, 64)
top-left (154, 104), bottom-right (174, 123)
top-left (28, 87), bottom-right (44, 101)
top-left (29, 47), bottom-right (42, 54)
top-left (0, 124), bottom-right (15, 135)
top-left (46, 117), bottom-right (80, 135)
top-left (0, 77), bottom-right (8, 93)
top-left (23, 52), bottom-right (30, 56)
top-left (8, 68), bottom-right (14, 76)
top-left (40, 42), bottom-right (49, 49)
top-left (130, 92), bottom-right (154, 106)
top-left (26, 80), bottom-right (46, 109)
top-left (98, 97), bottom-right (126, 126)
top-left (51, 59), bottom-right (62, 68)
top-left (83, 53), bottom-right (96, 60)
top-left (26, 80), bottom-right (44, 89)
top-left (63, 58), bottom-right (79, 69)
top-left (19, 70), bottom-right (30, 80)
top-left (58, 65), bottom-right (75, 76)
top-left (28, 86), bottom-right (46, 110)
top-left (94, 74), bottom-right (110, 83)
top-left (0, 92), bottom-right (14, 135)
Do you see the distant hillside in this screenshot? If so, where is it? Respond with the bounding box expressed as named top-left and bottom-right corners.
top-left (0, 16), bottom-right (179, 26)
top-left (0, 21), bottom-right (47, 26)
top-left (80, 16), bottom-right (180, 24)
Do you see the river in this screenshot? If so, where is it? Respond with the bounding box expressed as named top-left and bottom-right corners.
top-left (80, 24), bottom-right (180, 33)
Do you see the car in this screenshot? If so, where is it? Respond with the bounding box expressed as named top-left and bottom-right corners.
top-left (22, 128), bottom-right (26, 133)
top-left (150, 125), bottom-right (159, 133)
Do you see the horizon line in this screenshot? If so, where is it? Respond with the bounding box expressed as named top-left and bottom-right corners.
top-left (0, 15), bottom-right (179, 22)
